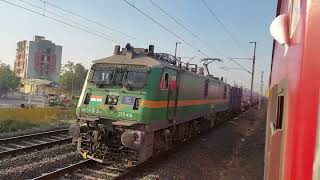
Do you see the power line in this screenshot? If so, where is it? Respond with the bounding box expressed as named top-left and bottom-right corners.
top-left (148, 0), bottom-right (201, 42)
top-left (3, 0), bottom-right (237, 74)
top-left (228, 58), bottom-right (251, 74)
top-left (200, 0), bottom-right (243, 51)
top-left (121, 0), bottom-right (211, 58)
top-left (39, 0), bottom-right (135, 39)
top-left (148, 0), bottom-right (228, 59)
top-left (20, 0), bottom-right (118, 42)
top-left (38, 0), bottom-right (174, 54)
top-left (0, 0), bottom-right (123, 66)
top-left (199, 0), bottom-right (254, 79)
top-left (1, 0), bottom-right (124, 45)
top-left (3, 0), bottom-right (175, 57)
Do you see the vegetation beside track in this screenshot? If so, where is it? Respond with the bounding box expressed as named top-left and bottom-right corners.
top-left (0, 107), bottom-right (75, 133)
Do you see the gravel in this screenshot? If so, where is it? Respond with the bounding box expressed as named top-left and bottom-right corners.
top-left (122, 102), bottom-right (267, 180)
top-left (0, 144), bottom-right (76, 170)
top-left (0, 144), bottom-right (81, 179)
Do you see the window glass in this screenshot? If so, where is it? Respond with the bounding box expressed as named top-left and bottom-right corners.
top-left (276, 96), bottom-right (284, 129)
top-left (313, 95), bottom-right (320, 179)
top-left (164, 73), bottom-right (169, 89)
top-left (92, 66), bottom-right (115, 85)
top-left (160, 73), bottom-right (169, 90)
top-left (124, 71), bottom-right (148, 89)
top-left (91, 65), bottom-right (148, 89)
top-left (289, 0), bottom-right (300, 37)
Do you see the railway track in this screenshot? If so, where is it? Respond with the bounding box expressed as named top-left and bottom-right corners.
top-left (0, 129), bottom-right (72, 158)
top-left (32, 160), bottom-right (131, 180)
top-left (29, 107), bottom-right (255, 180)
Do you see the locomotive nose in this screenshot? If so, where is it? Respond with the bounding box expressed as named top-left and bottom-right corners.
top-left (69, 124), bottom-right (81, 138)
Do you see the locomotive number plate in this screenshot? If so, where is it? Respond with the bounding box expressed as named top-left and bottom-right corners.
top-left (117, 111), bottom-right (133, 118)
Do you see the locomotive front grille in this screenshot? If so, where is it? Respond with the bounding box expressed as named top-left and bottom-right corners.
top-left (78, 133), bottom-right (138, 164)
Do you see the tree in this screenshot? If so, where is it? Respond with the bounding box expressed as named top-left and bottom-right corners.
top-left (0, 62), bottom-right (20, 98)
top-left (59, 61), bottom-right (87, 96)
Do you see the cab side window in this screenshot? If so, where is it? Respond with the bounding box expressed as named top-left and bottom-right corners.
top-left (160, 73), bottom-right (169, 90)
top-left (289, 0), bottom-right (300, 37)
top-left (276, 96), bottom-right (284, 129)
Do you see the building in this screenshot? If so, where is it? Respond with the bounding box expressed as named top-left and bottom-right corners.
top-left (14, 35), bottom-right (62, 83)
top-left (20, 79), bottom-right (58, 95)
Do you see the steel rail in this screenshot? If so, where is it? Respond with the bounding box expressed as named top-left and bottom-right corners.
top-left (0, 129), bottom-right (72, 158)
top-left (32, 159), bottom-right (133, 180)
top-left (31, 160), bottom-right (94, 180)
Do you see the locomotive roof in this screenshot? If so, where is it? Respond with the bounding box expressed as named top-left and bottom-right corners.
top-left (93, 53), bottom-right (179, 70)
top-left (93, 45), bottom-right (228, 85)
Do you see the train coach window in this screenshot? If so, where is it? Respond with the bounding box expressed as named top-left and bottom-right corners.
top-left (289, 0), bottom-right (301, 38)
top-left (276, 96), bottom-right (285, 129)
top-left (313, 95), bottom-right (320, 179)
top-left (160, 73), bottom-right (169, 90)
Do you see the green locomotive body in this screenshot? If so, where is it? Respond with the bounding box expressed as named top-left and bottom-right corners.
top-left (71, 44), bottom-right (234, 164)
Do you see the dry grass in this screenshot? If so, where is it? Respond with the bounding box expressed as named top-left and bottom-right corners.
top-left (0, 108), bottom-right (75, 133)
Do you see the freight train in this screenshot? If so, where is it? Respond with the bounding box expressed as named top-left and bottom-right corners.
top-left (69, 44), bottom-right (259, 165)
top-left (264, 0), bottom-right (320, 180)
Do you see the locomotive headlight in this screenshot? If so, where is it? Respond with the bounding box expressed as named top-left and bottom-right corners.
top-left (107, 96), bottom-right (113, 104)
top-left (112, 97), bottom-right (118, 104)
top-left (106, 95), bottom-right (118, 105)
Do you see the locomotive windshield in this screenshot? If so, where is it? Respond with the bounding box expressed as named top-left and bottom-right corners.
top-left (91, 64), bottom-right (148, 90)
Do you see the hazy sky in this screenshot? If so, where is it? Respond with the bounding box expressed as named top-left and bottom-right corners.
top-left (0, 0), bottom-right (276, 91)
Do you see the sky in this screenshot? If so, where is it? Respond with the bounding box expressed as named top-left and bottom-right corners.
top-left (0, 0), bottom-right (276, 92)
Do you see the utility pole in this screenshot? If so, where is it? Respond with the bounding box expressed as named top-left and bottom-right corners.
top-left (174, 42), bottom-right (181, 64)
top-left (249, 42), bottom-right (257, 106)
top-left (259, 71), bottom-right (264, 110)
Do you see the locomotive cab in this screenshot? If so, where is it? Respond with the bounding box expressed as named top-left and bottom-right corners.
top-left (70, 44), bottom-right (175, 164)
top-left (76, 63), bottom-right (149, 121)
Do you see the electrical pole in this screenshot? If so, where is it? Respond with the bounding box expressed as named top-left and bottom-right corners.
top-left (174, 42), bottom-right (181, 63)
top-left (249, 42), bottom-right (257, 106)
top-left (259, 71), bottom-right (264, 110)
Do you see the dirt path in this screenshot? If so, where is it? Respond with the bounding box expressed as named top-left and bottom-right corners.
top-left (125, 102), bottom-right (267, 180)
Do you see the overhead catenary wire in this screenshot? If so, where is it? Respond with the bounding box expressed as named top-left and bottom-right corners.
top-left (148, 0), bottom-right (227, 59)
top-left (200, 0), bottom-right (243, 52)
top-left (38, 0), bottom-right (136, 39)
top-left (0, 0), bottom-right (124, 45)
top-left (37, 0), bottom-right (174, 53)
top-left (148, 0), bottom-right (201, 43)
top-left (128, 0), bottom-right (256, 87)
top-left (228, 58), bottom-right (251, 74)
top-left (4, 0), bottom-right (244, 81)
top-left (20, 0), bottom-right (119, 42)
top-left (121, 0), bottom-right (211, 58)
top-left (2, 0), bottom-right (172, 54)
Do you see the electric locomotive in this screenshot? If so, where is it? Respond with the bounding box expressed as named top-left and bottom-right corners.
top-left (69, 44), bottom-right (242, 165)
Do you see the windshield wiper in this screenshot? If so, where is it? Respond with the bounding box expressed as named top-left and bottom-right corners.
top-left (95, 81), bottom-right (112, 88)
